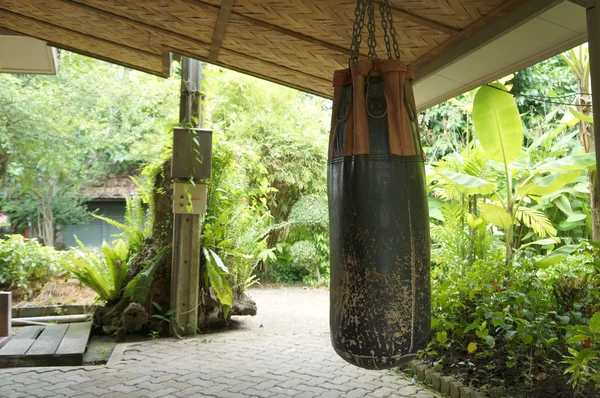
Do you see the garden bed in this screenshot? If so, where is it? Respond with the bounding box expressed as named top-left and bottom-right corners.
top-left (423, 350), bottom-right (598, 398)
top-left (11, 277), bottom-right (97, 307)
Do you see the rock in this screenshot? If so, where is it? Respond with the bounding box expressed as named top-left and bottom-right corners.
top-left (122, 302), bottom-right (149, 332)
top-left (230, 292), bottom-right (257, 316)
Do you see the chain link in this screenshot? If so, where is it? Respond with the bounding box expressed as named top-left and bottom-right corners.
top-left (348, 0), bottom-right (400, 63)
top-left (366, 0), bottom-right (377, 61)
top-left (378, 1), bottom-right (392, 59)
top-left (350, 0), bottom-right (367, 62)
top-left (381, 0), bottom-right (401, 59)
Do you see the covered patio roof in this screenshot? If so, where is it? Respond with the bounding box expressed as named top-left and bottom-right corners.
top-left (0, 0), bottom-right (589, 110)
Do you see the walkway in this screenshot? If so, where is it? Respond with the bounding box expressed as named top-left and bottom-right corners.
top-left (0, 288), bottom-right (439, 398)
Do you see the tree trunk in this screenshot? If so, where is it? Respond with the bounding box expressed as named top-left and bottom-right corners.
top-left (579, 94), bottom-right (598, 240)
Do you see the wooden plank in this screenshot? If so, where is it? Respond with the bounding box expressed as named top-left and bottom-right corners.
top-left (55, 322), bottom-right (91, 356)
top-left (26, 324), bottom-right (69, 356)
top-left (0, 339), bottom-right (37, 356)
top-left (0, 353), bottom-right (82, 368)
top-left (0, 292), bottom-right (11, 337)
top-left (11, 326), bottom-right (44, 340)
top-left (208, 0), bottom-right (234, 62)
top-left (0, 326), bottom-right (43, 356)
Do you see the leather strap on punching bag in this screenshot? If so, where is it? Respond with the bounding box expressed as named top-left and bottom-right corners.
top-left (328, 0), bottom-right (430, 370)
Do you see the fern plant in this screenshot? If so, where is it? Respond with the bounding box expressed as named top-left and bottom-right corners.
top-left (93, 196), bottom-right (151, 255)
top-left (62, 237), bottom-right (129, 302)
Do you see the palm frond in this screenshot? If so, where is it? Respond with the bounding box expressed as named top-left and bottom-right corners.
top-left (515, 206), bottom-right (557, 238)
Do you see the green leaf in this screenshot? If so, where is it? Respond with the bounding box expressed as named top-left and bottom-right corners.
top-left (515, 206), bottom-right (557, 238)
top-left (569, 107), bottom-right (594, 123)
top-left (124, 247), bottom-right (169, 303)
top-left (484, 335), bottom-right (496, 348)
top-left (436, 331), bottom-right (448, 344)
top-left (590, 312), bottom-right (600, 333)
top-left (535, 244), bottom-right (579, 268)
top-left (437, 170), bottom-right (495, 195)
top-left (208, 248), bottom-right (229, 273)
top-left (519, 170), bottom-right (581, 196)
top-left (566, 212), bottom-right (587, 223)
top-left (428, 198), bottom-right (444, 221)
top-left (480, 203), bottom-right (513, 229)
top-left (568, 335), bottom-right (591, 345)
top-left (537, 154), bottom-right (597, 173)
top-left (522, 335), bottom-right (534, 345)
top-left (473, 83), bottom-right (523, 164)
top-left (554, 194), bottom-right (573, 216)
top-left (518, 237), bottom-right (560, 249)
top-left (467, 342), bottom-right (477, 354)
top-left (203, 248), bottom-right (233, 318)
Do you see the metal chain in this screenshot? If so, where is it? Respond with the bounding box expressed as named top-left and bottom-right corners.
top-left (378, 0), bottom-right (393, 59)
top-left (349, 0), bottom-right (401, 62)
top-left (350, 0), bottom-right (367, 62)
top-left (382, 0), bottom-right (401, 59)
top-left (366, 0), bottom-right (377, 61)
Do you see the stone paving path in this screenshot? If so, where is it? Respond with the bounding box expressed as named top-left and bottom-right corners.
top-left (0, 288), bottom-right (439, 398)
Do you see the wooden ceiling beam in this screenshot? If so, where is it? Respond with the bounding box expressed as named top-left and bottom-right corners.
top-left (189, 0), bottom-right (352, 56)
top-left (0, 7), bottom-right (160, 58)
top-left (386, 3), bottom-right (459, 35)
top-left (208, 0), bottom-right (234, 62)
top-left (412, 0), bottom-right (559, 80)
top-left (66, 0), bottom-right (348, 67)
top-left (0, 8), bottom-right (165, 76)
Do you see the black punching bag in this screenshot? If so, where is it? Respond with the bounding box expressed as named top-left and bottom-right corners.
top-left (328, 58), bottom-right (431, 370)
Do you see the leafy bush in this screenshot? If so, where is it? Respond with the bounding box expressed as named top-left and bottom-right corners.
top-left (62, 238), bottom-right (129, 302)
top-left (0, 234), bottom-right (64, 298)
top-left (290, 240), bottom-right (320, 283)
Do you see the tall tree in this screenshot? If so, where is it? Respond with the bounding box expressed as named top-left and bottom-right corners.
top-left (0, 51), bottom-right (179, 245)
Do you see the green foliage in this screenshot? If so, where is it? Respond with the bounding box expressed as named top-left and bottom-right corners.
top-left (124, 246), bottom-right (170, 304)
top-left (0, 51), bottom-right (178, 245)
top-left (426, 50), bottom-right (600, 394)
top-left (203, 248), bottom-right (233, 318)
top-left (0, 235), bottom-right (64, 297)
top-left (428, 240), bottom-right (600, 391)
top-left (62, 238), bottom-right (129, 302)
top-left (200, 135), bottom-right (275, 294)
top-left (289, 240), bottom-right (320, 283)
top-left (205, 68), bottom-right (329, 280)
top-left (473, 83), bottom-right (523, 165)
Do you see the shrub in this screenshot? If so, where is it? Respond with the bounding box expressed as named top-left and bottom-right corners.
top-left (62, 238), bottom-right (129, 302)
top-left (0, 234), bottom-right (63, 299)
top-left (290, 240), bottom-right (320, 283)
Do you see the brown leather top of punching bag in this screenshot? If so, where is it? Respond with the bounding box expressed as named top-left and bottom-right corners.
top-left (328, 59), bottom-right (420, 160)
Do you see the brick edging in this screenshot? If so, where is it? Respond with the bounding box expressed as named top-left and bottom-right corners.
top-left (400, 360), bottom-right (488, 398)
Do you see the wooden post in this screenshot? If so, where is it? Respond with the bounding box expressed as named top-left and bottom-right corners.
top-left (170, 57), bottom-right (205, 336)
top-left (587, 3), bottom-right (600, 206)
top-left (0, 292), bottom-right (11, 337)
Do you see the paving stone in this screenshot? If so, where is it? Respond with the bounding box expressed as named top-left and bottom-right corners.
top-left (0, 331), bottom-right (439, 398)
top-left (319, 390), bottom-right (342, 398)
top-left (345, 388), bottom-right (372, 398)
